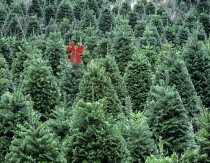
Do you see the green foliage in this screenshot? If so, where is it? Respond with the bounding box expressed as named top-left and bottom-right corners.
top-left (10, 1), bottom-right (27, 16)
top-left (75, 60), bottom-right (123, 118)
top-left (120, 116), bottom-right (158, 162)
top-left (124, 53), bottom-right (153, 111)
top-left (0, 4), bottom-right (7, 28)
top-left (56, 0), bottom-right (75, 23)
top-left (22, 56), bottom-right (60, 121)
top-left (145, 153), bottom-right (179, 163)
top-left (85, 0), bottom-right (99, 17)
top-left (64, 99), bottom-right (131, 162)
top-left (0, 37), bottom-right (13, 69)
top-left (140, 23), bottom-right (161, 51)
top-left (44, 32), bottom-right (65, 75)
top-left (182, 36), bottom-right (210, 109)
top-left (197, 0), bottom-right (210, 13)
top-left (199, 13), bottom-right (210, 37)
top-left (26, 16), bottom-right (40, 38)
top-left (0, 53), bottom-right (13, 95)
top-left (5, 109), bottom-right (66, 162)
top-left (134, 20), bottom-right (146, 38)
top-left (153, 48), bottom-right (201, 119)
top-left (4, 12), bottom-right (23, 39)
top-left (44, 4), bottom-right (56, 25)
top-left (28, 0), bottom-right (43, 18)
top-left (145, 1), bottom-right (156, 15)
top-left (146, 83), bottom-right (194, 155)
top-left (97, 55), bottom-right (129, 115)
top-left (119, 1), bottom-right (131, 18)
top-left (196, 103), bottom-right (210, 162)
top-left (58, 60), bottom-right (84, 107)
top-left (0, 91), bottom-right (29, 162)
top-left (128, 11), bottom-right (138, 30)
top-left (73, 0), bottom-right (85, 20)
top-left (112, 32), bottom-right (134, 74)
top-left (133, 1), bottom-right (145, 16)
top-left (98, 7), bottom-right (115, 34)
top-left (80, 9), bottom-right (97, 30)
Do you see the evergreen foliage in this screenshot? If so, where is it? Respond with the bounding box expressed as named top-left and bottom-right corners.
top-left (98, 7), bottom-right (115, 34)
top-left (80, 9), bottom-right (97, 30)
top-left (44, 4), bottom-right (56, 25)
top-left (4, 12), bottom-right (23, 39)
top-left (64, 99), bottom-right (131, 162)
top-left (128, 11), bottom-right (138, 30)
top-left (124, 53), bottom-right (153, 111)
top-left (75, 60), bottom-right (123, 118)
top-left (0, 91), bottom-right (29, 162)
top-left (182, 36), bottom-right (210, 109)
top-left (5, 109), bottom-right (66, 162)
top-left (145, 1), bottom-right (156, 15)
top-left (0, 37), bottom-right (13, 69)
top-left (112, 32), bottom-right (134, 74)
top-left (22, 56), bottom-right (59, 121)
top-left (56, 0), bottom-right (75, 23)
top-left (26, 16), bottom-right (40, 38)
top-left (44, 32), bottom-right (65, 75)
top-left (28, 0), bottom-right (43, 18)
top-left (73, 0), bottom-right (85, 20)
top-left (97, 55), bottom-right (129, 114)
top-left (153, 49), bottom-right (201, 119)
top-left (146, 83), bottom-right (195, 155)
top-left (58, 60), bottom-right (84, 108)
top-left (120, 115), bottom-right (158, 162)
top-left (85, 0), bottom-right (100, 18)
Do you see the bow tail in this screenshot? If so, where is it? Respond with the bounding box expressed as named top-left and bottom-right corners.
top-left (75, 53), bottom-right (82, 64)
top-left (69, 52), bottom-right (75, 63)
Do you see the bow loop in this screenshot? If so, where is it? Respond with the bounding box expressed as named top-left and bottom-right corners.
top-left (66, 43), bottom-right (84, 64)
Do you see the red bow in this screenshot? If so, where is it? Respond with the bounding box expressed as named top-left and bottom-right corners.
top-left (66, 43), bottom-right (84, 64)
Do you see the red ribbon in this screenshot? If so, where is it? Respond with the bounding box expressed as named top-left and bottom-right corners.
top-left (66, 43), bottom-right (84, 64)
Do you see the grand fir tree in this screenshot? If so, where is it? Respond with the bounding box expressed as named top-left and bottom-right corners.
top-left (22, 54), bottom-right (60, 121)
top-left (75, 59), bottom-right (123, 118)
top-left (146, 82), bottom-right (195, 156)
top-left (64, 99), bottom-right (131, 162)
top-left (5, 108), bottom-right (66, 162)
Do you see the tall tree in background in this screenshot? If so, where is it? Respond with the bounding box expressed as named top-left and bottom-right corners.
top-left (64, 99), bottom-right (131, 162)
top-left (22, 56), bottom-right (60, 121)
top-left (182, 36), bottom-right (210, 109)
top-left (112, 24), bottom-right (134, 74)
top-left (98, 7), bottom-right (115, 34)
top-left (75, 60), bottom-right (123, 118)
top-left (44, 4), bottom-right (55, 25)
top-left (74, 0), bottom-right (85, 20)
top-left (85, 0), bottom-right (99, 18)
top-left (80, 9), bottom-right (97, 30)
top-left (4, 12), bottom-right (23, 39)
top-left (0, 54), bottom-right (13, 96)
top-left (145, 1), bottom-right (156, 15)
top-left (58, 60), bottom-right (84, 108)
top-left (26, 16), bottom-right (40, 38)
top-left (146, 83), bottom-right (195, 155)
top-left (44, 32), bottom-right (65, 75)
top-left (124, 53), bottom-right (153, 111)
top-left (128, 11), bottom-right (138, 30)
top-left (56, 0), bottom-right (75, 23)
top-left (28, 0), bottom-right (43, 18)
top-left (98, 55), bottom-right (130, 115)
top-left (140, 22), bottom-right (161, 51)
top-left (119, 1), bottom-right (131, 18)
top-left (0, 37), bottom-right (13, 69)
